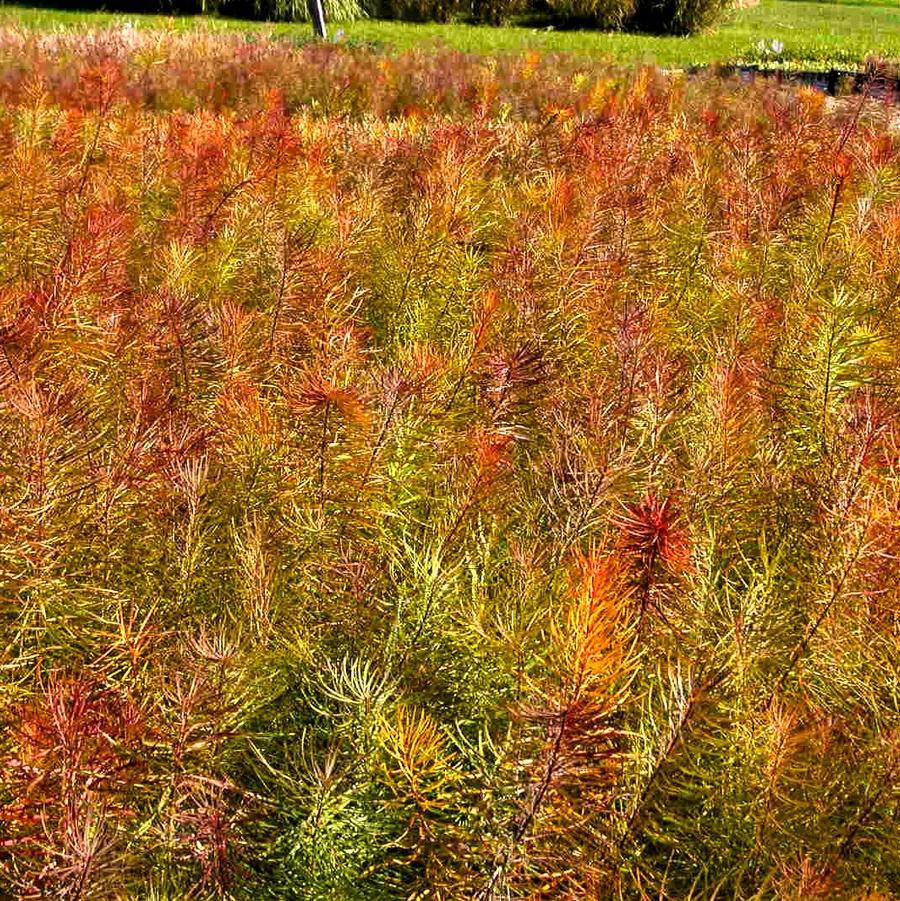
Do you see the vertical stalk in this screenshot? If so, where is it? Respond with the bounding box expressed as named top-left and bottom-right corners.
top-left (307, 0), bottom-right (327, 38)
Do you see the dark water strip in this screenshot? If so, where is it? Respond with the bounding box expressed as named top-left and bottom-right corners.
top-left (696, 64), bottom-right (900, 100)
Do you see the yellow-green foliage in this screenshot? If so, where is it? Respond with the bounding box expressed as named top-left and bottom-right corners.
top-left (1, 29), bottom-right (900, 900)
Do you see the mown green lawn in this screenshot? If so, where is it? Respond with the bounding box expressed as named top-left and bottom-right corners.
top-left (1, 0), bottom-right (899, 68)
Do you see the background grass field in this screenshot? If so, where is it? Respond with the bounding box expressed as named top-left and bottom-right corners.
top-left (1, 0), bottom-right (899, 68)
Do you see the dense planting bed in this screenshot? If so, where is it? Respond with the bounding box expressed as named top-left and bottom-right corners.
top-left (2, 28), bottom-right (900, 899)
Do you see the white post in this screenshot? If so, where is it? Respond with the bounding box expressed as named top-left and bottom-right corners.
top-left (308, 0), bottom-right (327, 38)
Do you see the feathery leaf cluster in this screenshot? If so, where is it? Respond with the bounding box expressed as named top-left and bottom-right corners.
top-left (1, 31), bottom-right (900, 898)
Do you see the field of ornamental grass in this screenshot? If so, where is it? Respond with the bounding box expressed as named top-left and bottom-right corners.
top-left (2, 26), bottom-right (900, 899)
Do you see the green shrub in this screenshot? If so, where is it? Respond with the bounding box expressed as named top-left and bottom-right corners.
top-left (360, 0), bottom-right (519, 27)
top-left (545, 0), bottom-right (634, 30)
top-left (217, 0), bottom-right (365, 22)
top-left (630, 0), bottom-right (727, 35)
top-left (471, 0), bottom-right (523, 25)
top-left (362, 0), bottom-right (464, 22)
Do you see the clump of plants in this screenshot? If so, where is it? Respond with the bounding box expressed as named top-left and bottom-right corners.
top-left (217, 0), bottom-right (367, 23)
top-left (629, 0), bottom-right (727, 34)
top-left (544, 0), bottom-right (635, 31)
top-left (0, 28), bottom-right (900, 900)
